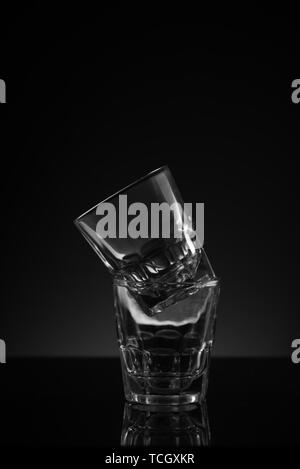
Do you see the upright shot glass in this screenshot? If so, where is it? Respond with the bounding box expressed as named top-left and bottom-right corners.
top-left (75, 166), bottom-right (220, 406)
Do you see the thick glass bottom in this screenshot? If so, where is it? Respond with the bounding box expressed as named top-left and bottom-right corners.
top-left (121, 353), bottom-right (210, 405)
top-left (126, 391), bottom-right (204, 406)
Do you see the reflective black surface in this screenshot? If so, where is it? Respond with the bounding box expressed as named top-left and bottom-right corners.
top-left (0, 358), bottom-right (299, 447)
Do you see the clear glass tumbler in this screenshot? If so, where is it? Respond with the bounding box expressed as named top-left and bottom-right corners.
top-left (75, 166), bottom-right (220, 406)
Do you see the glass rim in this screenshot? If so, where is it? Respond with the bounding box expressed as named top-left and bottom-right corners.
top-left (113, 275), bottom-right (220, 289)
top-left (74, 165), bottom-right (169, 224)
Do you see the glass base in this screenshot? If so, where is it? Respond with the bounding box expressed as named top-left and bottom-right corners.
top-left (121, 355), bottom-right (210, 405)
top-left (125, 391), bottom-right (205, 406)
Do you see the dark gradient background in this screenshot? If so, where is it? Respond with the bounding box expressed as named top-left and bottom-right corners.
top-left (1, 6), bottom-right (299, 358)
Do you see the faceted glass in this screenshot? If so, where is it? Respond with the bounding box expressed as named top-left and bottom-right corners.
top-left (74, 166), bottom-right (220, 406)
top-left (114, 250), bottom-right (219, 405)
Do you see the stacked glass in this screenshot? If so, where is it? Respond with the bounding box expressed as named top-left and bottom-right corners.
top-left (75, 166), bottom-right (220, 406)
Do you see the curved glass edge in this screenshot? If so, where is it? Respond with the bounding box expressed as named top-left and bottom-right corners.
top-left (74, 165), bottom-right (170, 223)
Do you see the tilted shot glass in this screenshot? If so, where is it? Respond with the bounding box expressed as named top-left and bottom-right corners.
top-left (74, 166), bottom-right (220, 406)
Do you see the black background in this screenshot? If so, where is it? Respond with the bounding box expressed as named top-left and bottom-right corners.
top-left (1, 4), bottom-right (299, 358)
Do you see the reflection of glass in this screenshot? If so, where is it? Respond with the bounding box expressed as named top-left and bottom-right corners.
top-left (75, 166), bottom-right (220, 405)
top-left (121, 403), bottom-right (210, 446)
